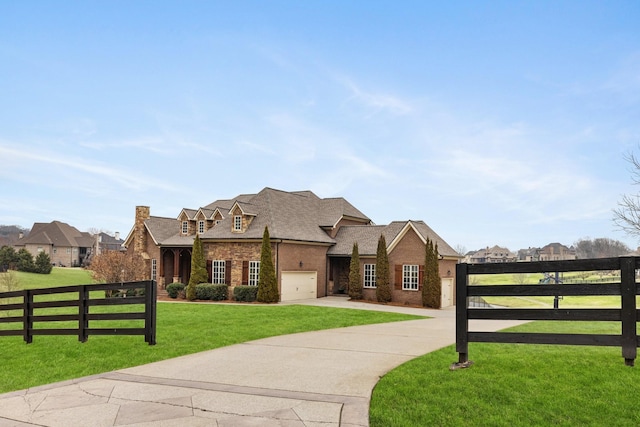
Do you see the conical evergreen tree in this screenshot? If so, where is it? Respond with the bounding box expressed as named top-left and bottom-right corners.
top-left (257, 226), bottom-right (279, 303)
top-left (187, 234), bottom-right (208, 301)
top-left (375, 234), bottom-right (392, 303)
top-left (348, 242), bottom-right (363, 300)
top-left (34, 251), bottom-right (52, 274)
top-left (422, 238), bottom-right (442, 308)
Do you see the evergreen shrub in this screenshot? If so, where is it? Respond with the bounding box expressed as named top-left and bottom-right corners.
top-left (196, 283), bottom-right (228, 301)
top-left (234, 285), bottom-right (258, 302)
top-left (166, 282), bottom-right (186, 299)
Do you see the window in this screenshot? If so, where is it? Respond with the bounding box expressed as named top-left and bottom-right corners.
top-left (182, 221), bottom-right (189, 235)
top-left (66, 248), bottom-right (71, 254)
top-left (364, 264), bottom-right (376, 288)
top-left (403, 265), bottom-right (419, 291)
top-left (249, 261), bottom-right (260, 286)
top-left (233, 215), bottom-right (242, 231)
top-left (215, 220), bottom-right (221, 225)
top-left (198, 220), bottom-right (205, 234)
top-left (212, 260), bottom-right (226, 284)
top-left (151, 259), bottom-right (157, 281)
top-left (37, 247), bottom-right (43, 252)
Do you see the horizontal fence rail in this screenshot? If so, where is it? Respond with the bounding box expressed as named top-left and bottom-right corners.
top-left (455, 257), bottom-right (638, 367)
top-left (0, 280), bottom-right (156, 345)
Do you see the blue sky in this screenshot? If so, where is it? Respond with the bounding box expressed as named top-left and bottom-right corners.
top-left (1, 1), bottom-right (639, 253)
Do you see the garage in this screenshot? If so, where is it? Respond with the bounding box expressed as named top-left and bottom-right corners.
top-left (281, 271), bottom-right (317, 302)
top-left (441, 278), bottom-right (454, 308)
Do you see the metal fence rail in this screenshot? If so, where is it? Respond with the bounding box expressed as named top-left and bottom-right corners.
top-left (455, 257), bottom-right (638, 366)
top-left (0, 280), bottom-right (156, 345)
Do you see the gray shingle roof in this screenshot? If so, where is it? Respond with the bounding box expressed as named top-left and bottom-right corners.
top-left (328, 220), bottom-right (459, 258)
top-left (144, 217), bottom-right (191, 246)
top-left (202, 188), bottom-right (368, 243)
top-left (16, 221), bottom-right (93, 248)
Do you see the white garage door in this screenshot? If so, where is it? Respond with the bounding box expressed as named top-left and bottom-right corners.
top-left (441, 278), bottom-right (454, 308)
top-left (281, 271), bottom-right (317, 302)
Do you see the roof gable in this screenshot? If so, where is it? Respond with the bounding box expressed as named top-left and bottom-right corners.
top-left (17, 221), bottom-right (93, 248)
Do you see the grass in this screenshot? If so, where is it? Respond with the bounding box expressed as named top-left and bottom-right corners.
top-left (370, 320), bottom-right (640, 427)
top-left (1, 267), bottom-right (94, 289)
top-left (0, 268), bottom-right (423, 393)
top-left (470, 271), bottom-right (632, 308)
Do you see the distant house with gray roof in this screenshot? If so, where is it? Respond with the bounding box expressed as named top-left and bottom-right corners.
top-left (124, 187), bottom-right (460, 307)
top-left (14, 221), bottom-right (95, 267)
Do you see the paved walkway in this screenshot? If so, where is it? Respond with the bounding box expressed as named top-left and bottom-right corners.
top-left (0, 298), bottom-right (523, 426)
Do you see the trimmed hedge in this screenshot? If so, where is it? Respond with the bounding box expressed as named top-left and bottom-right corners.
top-left (166, 282), bottom-right (186, 299)
top-left (234, 285), bottom-right (258, 302)
top-left (195, 283), bottom-right (228, 301)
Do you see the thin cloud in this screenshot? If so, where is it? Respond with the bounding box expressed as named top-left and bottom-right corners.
top-left (0, 143), bottom-right (178, 193)
top-left (337, 76), bottom-right (413, 116)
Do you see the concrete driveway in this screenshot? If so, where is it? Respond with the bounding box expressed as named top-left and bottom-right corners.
top-left (0, 297), bottom-right (522, 426)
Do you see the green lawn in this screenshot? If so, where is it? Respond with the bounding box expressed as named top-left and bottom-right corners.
top-left (370, 320), bottom-right (640, 427)
top-left (0, 268), bottom-right (423, 393)
top-left (1, 267), bottom-right (94, 289)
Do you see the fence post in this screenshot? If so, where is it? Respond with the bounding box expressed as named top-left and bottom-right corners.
top-left (23, 290), bottom-right (33, 344)
top-left (145, 280), bottom-right (157, 345)
top-left (620, 257), bottom-right (637, 366)
top-left (455, 263), bottom-right (469, 364)
top-left (78, 285), bottom-right (89, 343)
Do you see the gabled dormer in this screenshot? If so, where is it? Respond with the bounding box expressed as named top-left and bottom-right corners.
top-left (229, 201), bottom-right (257, 233)
top-left (194, 209), bottom-right (212, 235)
top-left (210, 208), bottom-right (225, 227)
top-left (178, 209), bottom-right (197, 235)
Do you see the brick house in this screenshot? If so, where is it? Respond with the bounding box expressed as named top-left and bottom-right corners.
top-left (14, 221), bottom-right (95, 267)
top-left (124, 187), bottom-right (460, 307)
top-left (464, 245), bottom-right (517, 263)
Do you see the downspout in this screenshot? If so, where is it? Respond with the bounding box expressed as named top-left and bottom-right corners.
top-left (275, 241), bottom-right (280, 294)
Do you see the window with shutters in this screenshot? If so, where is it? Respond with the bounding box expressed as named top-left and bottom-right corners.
top-left (403, 265), bottom-right (419, 291)
top-left (364, 264), bottom-right (376, 288)
top-left (211, 260), bottom-right (226, 284)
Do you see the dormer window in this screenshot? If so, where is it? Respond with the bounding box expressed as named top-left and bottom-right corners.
top-left (181, 221), bottom-right (189, 235)
top-left (198, 220), bottom-right (205, 234)
top-left (234, 215), bottom-right (242, 231)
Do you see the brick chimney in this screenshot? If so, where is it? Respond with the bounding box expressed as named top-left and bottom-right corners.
top-left (134, 206), bottom-right (150, 254)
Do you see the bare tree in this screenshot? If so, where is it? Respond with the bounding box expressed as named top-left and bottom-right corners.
top-left (574, 237), bottom-right (630, 259)
top-left (614, 150), bottom-right (640, 239)
top-left (90, 251), bottom-right (147, 284)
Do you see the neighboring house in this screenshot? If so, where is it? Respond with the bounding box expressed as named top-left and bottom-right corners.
top-left (95, 232), bottom-right (125, 254)
top-left (464, 245), bottom-right (517, 263)
top-left (124, 187), bottom-right (460, 307)
top-left (538, 242), bottom-right (577, 261)
top-left (14, 221), bottom-right (95, 267)
top-left (517, 243), bottom-right (577, 261)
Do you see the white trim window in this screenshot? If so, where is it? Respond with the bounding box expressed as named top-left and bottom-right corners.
top-left (364, 264), bottom-right (376, 288)
top-left (181, 221), bottom-right (189, 235)
top-left (403, 265), bottom-right (419, 291)
top-left (233, 215), bottom-right (242, 231)
top-left (198, 220), bottom-right (205, 234)
top-left (249, 261), bottom-right (260, 286)
top-left (212, 260), bottom-right (226, 284)
top-left (151, 259), bottom-right (157, 281)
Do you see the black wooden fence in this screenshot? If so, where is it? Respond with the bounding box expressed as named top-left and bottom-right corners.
top-left (456, 257), bottom-right (639, 366)
top-left (0, 280), bottom-right (156, 345)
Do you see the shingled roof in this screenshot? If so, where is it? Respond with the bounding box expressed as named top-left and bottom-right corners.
top-left (328, 220), bottom-right (459, 258)
top-left (15, 221), bottom-right (94, 248)
top-left (202, 188), bottom-right (371, 243)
